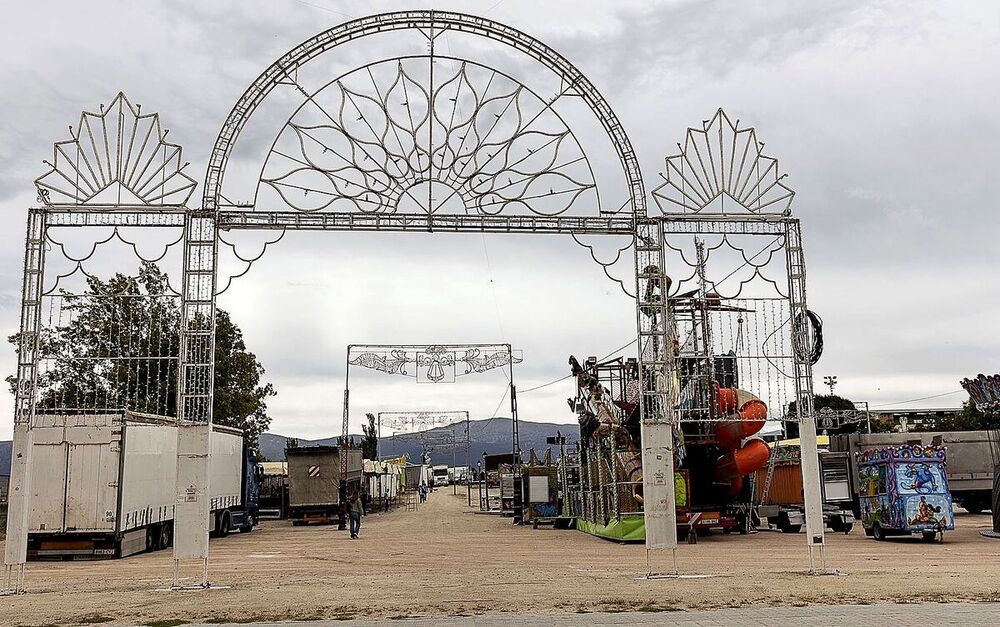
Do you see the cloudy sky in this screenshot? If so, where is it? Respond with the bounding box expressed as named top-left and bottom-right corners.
top-left (1, 0), bottom-right (998, 440)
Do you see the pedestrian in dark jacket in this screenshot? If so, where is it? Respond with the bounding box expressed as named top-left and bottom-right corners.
top-left (348, 491), bottom-right (364, 539)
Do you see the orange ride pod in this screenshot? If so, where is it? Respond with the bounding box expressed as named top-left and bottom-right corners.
top-left (715, 439), bottom-right (771, 481)
top-left (714, 399), bottom-right (768, 450)
top-left (716, 387), bottom-right (739, 414)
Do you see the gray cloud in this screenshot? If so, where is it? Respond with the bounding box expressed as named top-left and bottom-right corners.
top-left (1, 0), bottom-right (997, 438)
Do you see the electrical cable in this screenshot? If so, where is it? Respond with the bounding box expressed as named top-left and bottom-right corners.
top-left (870, 390), bottom-right (965, 408)
top-left (520, 337), bottom-right (638, 394)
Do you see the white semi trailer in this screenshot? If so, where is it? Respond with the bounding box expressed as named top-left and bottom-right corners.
top-left (25, 411), bottom-right (259, 559)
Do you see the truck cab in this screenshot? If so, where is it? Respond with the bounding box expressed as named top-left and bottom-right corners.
top-left (432, 465), bottom-right (450, 487)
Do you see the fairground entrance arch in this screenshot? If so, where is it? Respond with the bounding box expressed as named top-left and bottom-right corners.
top-left (5, 10), bottom-right (826, 592)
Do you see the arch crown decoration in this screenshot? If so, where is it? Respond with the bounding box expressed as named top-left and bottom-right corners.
top-left (205, 10), bottom-right (645, 234)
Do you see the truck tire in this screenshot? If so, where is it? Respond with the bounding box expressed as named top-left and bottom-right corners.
top-left (961, 497), bottom-right (985, 515)
top-left (922, 530), bottom-right (938, 542)
top-left (217, 511), bottom-right (231, 538)
top-left (159, 523), bottom-right (173, 550)
top-left (841, 522), bottom-right (854, 534)
top-left (780, 524), bottom-right (802, 534)
top-left (239, 515), bottom-right (255, 533)
top-left (146, 526), bottom-right (158, 553)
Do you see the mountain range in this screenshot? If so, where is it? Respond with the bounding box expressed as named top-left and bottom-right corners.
top-left (259, 417), bottom-right (577, 465)
top-left (0, 417), bottom-right (578, 473)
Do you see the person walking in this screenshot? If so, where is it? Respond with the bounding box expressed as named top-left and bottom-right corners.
top-left (348, 490), bottom-right (364, 539)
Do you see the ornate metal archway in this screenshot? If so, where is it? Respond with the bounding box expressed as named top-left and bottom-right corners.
top-left (171, 11), bottom-right (665, 586)
top-left (4, 9), bottom-right (827, 594)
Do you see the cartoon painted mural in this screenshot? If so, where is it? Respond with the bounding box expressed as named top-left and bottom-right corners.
top-left (904, 494), bottom-right (954, 529)
top-left (897, 462), bottom-right (945, 495)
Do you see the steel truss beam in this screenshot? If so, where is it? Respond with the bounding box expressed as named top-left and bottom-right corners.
top-left (39, 207), bottom-right (188, 227)
top-left (216, 211), bottom-right (635, 235)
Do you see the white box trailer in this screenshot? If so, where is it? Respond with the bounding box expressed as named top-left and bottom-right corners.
top-left (26, 411), bottom-right (258, 559)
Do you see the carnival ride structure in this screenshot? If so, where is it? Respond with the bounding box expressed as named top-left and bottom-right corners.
top-left (566, 277), bottom-right (780, 540)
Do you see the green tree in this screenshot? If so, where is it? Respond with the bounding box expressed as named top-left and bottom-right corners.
top-left (362, 412), bottom-right (379, 460)
top-left (212, 309), bottom-right (276, 446)
top-left (7, 262), bottom-right (275, 447)
top-left (913, 400), bottom-right (1000, 432)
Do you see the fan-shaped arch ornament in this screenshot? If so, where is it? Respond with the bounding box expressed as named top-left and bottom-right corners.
top-left (260, 58), bottom-right (596, 217)
top-left (35, 92), bottom-right (196, 207)
top-left (652, 109), bottom-right (794, 215)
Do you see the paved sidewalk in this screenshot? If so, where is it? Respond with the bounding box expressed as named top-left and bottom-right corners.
top-left (194, 601), bottom-right (1000, 626)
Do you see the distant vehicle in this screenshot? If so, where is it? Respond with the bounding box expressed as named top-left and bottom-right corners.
top-left (286, 445), bottom-right (362, 525)
top-left (26, 412), bottom-right (259, 560)
top-left (432, 464), bottom-right (450, 487)
top-left (450, 466), bottom-right (469, 484)
top-left (831, 431), bottom-right (994, 514)
top-left (857, 444), bottom-right (955, 541)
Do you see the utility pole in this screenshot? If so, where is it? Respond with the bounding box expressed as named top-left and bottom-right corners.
top-left (823, 375), bottom-right (838, 395)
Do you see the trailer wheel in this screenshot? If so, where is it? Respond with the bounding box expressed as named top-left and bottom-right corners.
top-left (922, 530), bottom-right (938, 542)
top-left (146, 526), bottom-right (158, 552)
top-left (217, 511), bottom-right (231, 538)
top-left (872, 522), bottom-right (886, 541)
top-left (841, 523), bottom-right (854, 534)
top-left (780, 524), bottom-right (802, 534)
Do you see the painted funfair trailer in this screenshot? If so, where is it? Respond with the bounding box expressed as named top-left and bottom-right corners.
top-left (857, 445), bottom-right (955, 542)
top-left (26, 412), bottom-right (259, 559)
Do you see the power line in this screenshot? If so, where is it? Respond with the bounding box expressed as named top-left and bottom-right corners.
top-left (870, 389), bottom-right (965, 409)
top-left (520, 338), bottom-right (638, 394)
top-left (287, 0), bottom-right (356, 19)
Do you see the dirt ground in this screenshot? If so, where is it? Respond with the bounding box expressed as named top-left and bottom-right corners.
top-left (4, 488), bottom-right (1000, 626)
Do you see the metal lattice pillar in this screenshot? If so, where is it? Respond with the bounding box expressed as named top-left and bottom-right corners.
top-left (3, 209), bottom-right (47, 595)
top-left (173, 212), bottom-right (218, 589)
top-left (634, 217), bottom-right (679, 576)
top-left (786, 219), bottom-right (827, 573)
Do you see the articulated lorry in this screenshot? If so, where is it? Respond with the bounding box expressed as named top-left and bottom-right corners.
top-left (831, 431), bottom-right (995, 514)
top-left (286, 445), bottom-right (362, 525)
top-left (26, 412), bottom-right (259, 560)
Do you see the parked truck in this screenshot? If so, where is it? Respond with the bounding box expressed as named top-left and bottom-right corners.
top-left (26, 411), bottom-right (259, 560)
top-left (286, 445), bottom-right (362, 525)
top-left (831, 431), bottom-right (995, 514)
top-left (754, 446), bottom-right (856, 533)
top-left (432, 464), bottom-right (450, 487)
